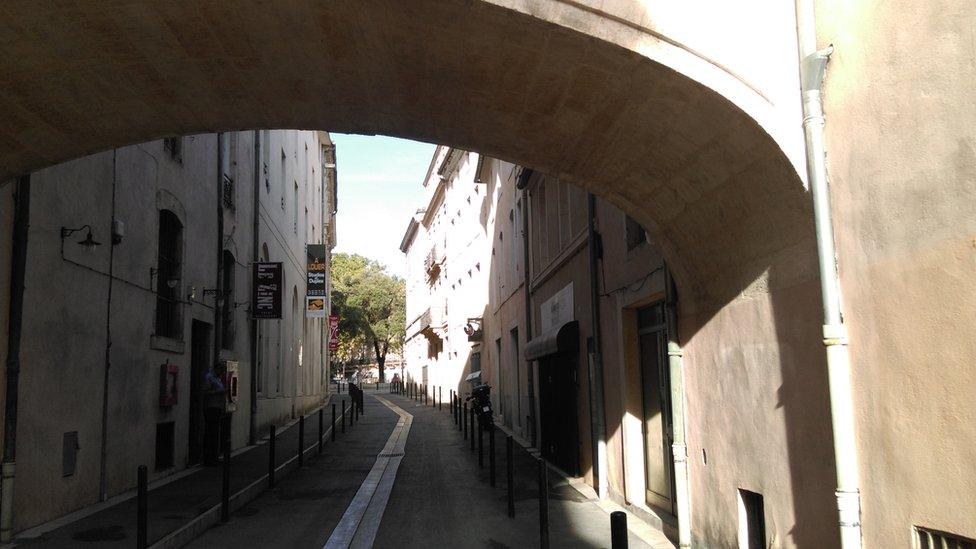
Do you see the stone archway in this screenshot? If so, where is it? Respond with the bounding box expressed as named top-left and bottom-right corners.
top-left (0, 1), bottom-right (838, 545)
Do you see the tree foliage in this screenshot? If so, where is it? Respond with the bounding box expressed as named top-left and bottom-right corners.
top-left (330, 253), bottom-right (405, 381)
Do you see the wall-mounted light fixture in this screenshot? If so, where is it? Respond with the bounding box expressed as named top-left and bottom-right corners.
top-left (60, 225), bottom-right (101, 254)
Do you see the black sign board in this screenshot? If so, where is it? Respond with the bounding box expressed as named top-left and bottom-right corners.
top-left (252, 262), bottom-right (283, 319)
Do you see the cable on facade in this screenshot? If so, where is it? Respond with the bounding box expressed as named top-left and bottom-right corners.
top-left (599, 263), bottom-right (665, 298)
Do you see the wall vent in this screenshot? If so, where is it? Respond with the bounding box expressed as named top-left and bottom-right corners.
top-left (914, 526), bottom-right (975, 549)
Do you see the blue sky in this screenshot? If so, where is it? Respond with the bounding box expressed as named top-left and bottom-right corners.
top-left (331, 134), bottom-right (435, 277)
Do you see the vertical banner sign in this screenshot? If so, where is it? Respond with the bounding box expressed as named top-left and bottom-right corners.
top-left (328, 314), bottom-right (340, 351)
top-left (252, 262), bottom-right (283, 319)
top-left (306, 244), bottom-right (327, 318)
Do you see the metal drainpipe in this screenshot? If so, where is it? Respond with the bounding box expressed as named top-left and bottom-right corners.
top-left (1, 175), bottom-right (30, 542)
top-left (664, 268), bottom-right (691, 548)
top-left (585, 194), bottom-right (608, 499)
top-left (248, 131), bottom-right (260, 445)
top-left (98, 150), bottom-right (118, 501)
top-left (213, 133), bottom-right (225, 403)
top-left (517, 173), bottom-right (537, 446)
top-left (795, 2), bottom-right (862, 547)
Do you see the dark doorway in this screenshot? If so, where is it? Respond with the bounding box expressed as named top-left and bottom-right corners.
top-left (637, 302), bottom-right (675, 514)
top-left (187, 320), bottom-right (211, 466)
top-left (538, 350), bottom-right (580, 474)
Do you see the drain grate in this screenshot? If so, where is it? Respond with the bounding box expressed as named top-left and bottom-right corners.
top-left (378, 452), bottom-right (405, 457)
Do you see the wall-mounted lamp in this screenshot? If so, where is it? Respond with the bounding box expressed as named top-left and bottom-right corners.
top-left (60, 225), bottom-right (101, 254)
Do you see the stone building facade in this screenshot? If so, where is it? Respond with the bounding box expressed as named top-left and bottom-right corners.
top-left (0, 130), bottom-right (336, 532)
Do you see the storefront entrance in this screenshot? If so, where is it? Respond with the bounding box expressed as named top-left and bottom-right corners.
top-left (637, 303), bottom-right (676, 513)
top-left (527, 320), bottom-right (581, 476)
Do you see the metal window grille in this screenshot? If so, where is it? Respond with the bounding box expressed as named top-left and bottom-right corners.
top-left (222, 173), bottom-right (235, 210)
top-left (915, 527), bottom-right (976, 549)
top-left (163, 137), bottom-right (182, 162)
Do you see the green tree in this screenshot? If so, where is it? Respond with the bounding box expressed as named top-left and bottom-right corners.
top-left (330, 253), bottom-right (405, 382)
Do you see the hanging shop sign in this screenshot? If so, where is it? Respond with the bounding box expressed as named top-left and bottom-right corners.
top-left (328, 314), bottom-right (340, 351)
top-left (252, 262), bottom-right (283, 319)
top-left (307, 244), bottom-right (327, 318)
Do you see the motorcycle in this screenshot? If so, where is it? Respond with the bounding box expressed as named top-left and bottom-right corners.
top-left (466, 383), bottom-right (494, 431)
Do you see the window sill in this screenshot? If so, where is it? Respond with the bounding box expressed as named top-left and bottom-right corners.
top-left (150, 335), bottom-right (185, 354)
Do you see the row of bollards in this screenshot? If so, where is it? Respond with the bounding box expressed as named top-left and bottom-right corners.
top-left (136, 397), bottom-right (357, 545)
top-left (389, 385), bottom-right (629, 549)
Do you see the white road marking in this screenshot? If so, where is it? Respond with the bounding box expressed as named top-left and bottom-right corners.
top-left (323, 395), bottom-right (412, 549)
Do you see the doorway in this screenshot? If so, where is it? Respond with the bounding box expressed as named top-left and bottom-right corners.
top-left (637, 302), bottom-right (675, 514)
top-left (538, 350), bottom-right (580, 474)
top-left (187, 320), bottom-right (212, 466)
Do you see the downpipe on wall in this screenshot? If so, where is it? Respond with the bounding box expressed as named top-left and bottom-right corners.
top-left (664, 269), bottom-right (691, 548)
top-left (796, 2), bottom-right (863, 546)
top-left (249, 131), bottom-right (260, 445)
top-left (1, 175), bottom-right (30, 542)
top-left (585, 194), bottom-right (608, 500)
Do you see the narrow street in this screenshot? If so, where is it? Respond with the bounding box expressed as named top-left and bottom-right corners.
top-left (185, 389), bottom-right (672, 549)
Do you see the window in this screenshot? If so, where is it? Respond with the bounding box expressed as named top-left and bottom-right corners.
top-left (262, 130), bottom-right (271, 193)
top-left (155, 210), bottom-right (183, 339)
top-left (163, 137), bottom-right (182, 163)
top-left (625, 214), bottom-right (647, 251)
top-left (221, 251), bottom-right (235, 350)
top-left (155, 422), bottom-right (175, 471)
top-left (257, 244), bottom-right (270, 394)
top-left (738, 489), bottom-right (766, 549)
top-left (221, 134), bottom-right (235, 210)
top-left (914, 527), bottom-right (976, 549)
top-left (62, 432), bottom-right (79, 477)
top-left (280, 149), bottom-right (287, 210)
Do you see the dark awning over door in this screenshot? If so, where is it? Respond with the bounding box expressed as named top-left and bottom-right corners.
top-left (524, 320), bottom-right (579, 361)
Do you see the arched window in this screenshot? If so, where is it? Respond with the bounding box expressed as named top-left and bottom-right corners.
top-left (154, 210), bottom-right (183, 339)
top-left (221, 250), bottom-right (235, 349)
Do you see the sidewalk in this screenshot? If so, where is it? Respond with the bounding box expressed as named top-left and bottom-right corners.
top-left (14, 398), bottom-right (348, 548)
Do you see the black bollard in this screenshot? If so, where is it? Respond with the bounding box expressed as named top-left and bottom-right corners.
top-left (331, 404), bottom-right (336, 441)
top-left (298, 415), bottom-right (305, 467)
top-left (137, 465), bottom-right (147, 549)
top-left (478, 422), bottom-right (484, 468)
top-left (269, 425), bottom-right (277, 488)
top-left (425, 386), bottom-right (428, 406)
top-left (463, 403), bottom-right (468, 440)
top-left (538, 459), bottom-right (549, 548)
top-left (507, 436), bottom-right (515, 518)
top-left (470, 406), bottom-right (476, 451)
top-left (489, 427), bottom-right (496, 487)
top-left (221, 435), bottom-right (230, 523)
top-left (611, 511), bottom-right (628, 549)
top-left (438, 386), bottom-right (442, 411)
top-left (318, 408), bottom-right (323, 454)
top-left (341, 399), bottom-right (346, 433)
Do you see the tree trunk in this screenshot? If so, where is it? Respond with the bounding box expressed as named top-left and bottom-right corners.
top-left (373, 338), bottom-right (386, 382)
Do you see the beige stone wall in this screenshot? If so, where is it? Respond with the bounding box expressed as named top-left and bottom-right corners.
top-left (818, 0), bottom-right (976, 545)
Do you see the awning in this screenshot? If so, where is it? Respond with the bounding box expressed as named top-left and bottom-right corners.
top-left (524, 320), bottom-right (579, 361)
top-left (465, 370), bottom-right (482, 382)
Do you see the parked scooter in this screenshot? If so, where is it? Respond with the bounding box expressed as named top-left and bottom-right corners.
top-left (466, 383), bottom-right (494, 431)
